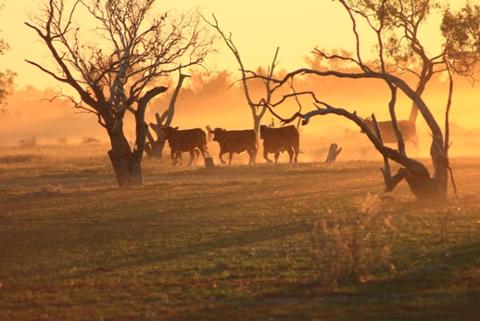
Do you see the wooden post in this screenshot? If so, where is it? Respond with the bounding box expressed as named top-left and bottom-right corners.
top-left (325, 143), bottom-right (342, 163)
top-left (204, 156), bottom-right (215, 170)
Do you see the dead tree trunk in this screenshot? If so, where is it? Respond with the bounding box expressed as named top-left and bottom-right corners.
top-left (253, 114), bottom-right (262, 138)
top-left (204, 16), bottom-right (278, 139)
top-left (325, 143), bottom-right (342, 163)
top-left (145, 72), bottom-right (190, 158)
top-left (146, 112), bottom-right (167, 158)
top-left (107, 118), bottom-right (143, 187)
top-left (107, 87), bottom-right (168, 187)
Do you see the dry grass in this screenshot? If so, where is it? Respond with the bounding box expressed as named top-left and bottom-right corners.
top-left (1, 145), bottom-right (480, 320)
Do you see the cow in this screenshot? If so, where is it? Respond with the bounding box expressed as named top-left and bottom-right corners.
top-left (363, 118), bottom-right (418, 146)
top-left (208, 127), bottom-right (257, 165)
top-left (260, 125), bottom-right (300, 164)
top-left (161, 127), bottom-right (207, 165)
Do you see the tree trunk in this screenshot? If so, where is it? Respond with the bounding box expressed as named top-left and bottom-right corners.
top-left (107, 118), bottom-right (143, 187)
top-left (145, 73), bottom-right (189, 159)
top-left (432, 153), bottom-right (449, 200)
top-left (253, 114), bottom-right (261, 138)
top-left (147, 118), bottom-right (168, 159)
top-left (325, 143), bottom-right (342, 163)
top-left (107, 142), bottom-right (143, 187)
top-left (145, 126), bottom-right (165, 159)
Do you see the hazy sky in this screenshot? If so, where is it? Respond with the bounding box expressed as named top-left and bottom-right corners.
top-left (0, 0), bottom-right (471, 89)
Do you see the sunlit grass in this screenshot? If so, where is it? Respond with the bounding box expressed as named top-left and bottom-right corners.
top-left (1, 145), bottom-right (480, 320)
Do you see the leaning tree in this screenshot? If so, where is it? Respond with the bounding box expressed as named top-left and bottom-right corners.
top-left (255, 0), bottom-right (480, 201)
top-left (26, 0), bottom-right (211, 186)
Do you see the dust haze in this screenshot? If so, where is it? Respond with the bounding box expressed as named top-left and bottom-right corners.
top-left (1, 60), bottom-right (479, 163)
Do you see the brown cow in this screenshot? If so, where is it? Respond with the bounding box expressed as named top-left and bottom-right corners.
top-left (162, 127), bottom-right (207, 165)
top-left (363, 118), bottom-right (418, 145)
top-left (208, 127), bottom-right (257, 165)
top-left (260, 125), bottom-right (299, 164)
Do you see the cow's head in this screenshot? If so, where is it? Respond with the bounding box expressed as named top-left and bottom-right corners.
top-left (212, 128), bottom-right (227, 142)
top-left (259, 125), bottom-right (269, 140)
top-left (161, 126), bottom-right (179, 140)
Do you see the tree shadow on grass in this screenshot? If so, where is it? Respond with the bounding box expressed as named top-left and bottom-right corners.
top-left (173, 241), bottom-right (480, 321)
top-left (75, 221), bottom-right (311, 276)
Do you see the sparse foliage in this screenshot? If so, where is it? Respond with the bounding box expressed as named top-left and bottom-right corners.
top-left (442, 3), bottom-right (480, 78)
top-left (203, 14), bottom-right (279, 136)
top-left (255, 0), bottom-right (480, 201)
top-left (25, 0), bottom-right (212, 186)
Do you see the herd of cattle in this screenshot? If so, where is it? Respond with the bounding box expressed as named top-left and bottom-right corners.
top-left (161, 125), bottom-right (300, 165)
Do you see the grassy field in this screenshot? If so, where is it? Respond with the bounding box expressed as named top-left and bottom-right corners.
top-left (1, 145), bottom-right (480, 321)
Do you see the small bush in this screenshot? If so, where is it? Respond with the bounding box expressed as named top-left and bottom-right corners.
top-left (57, 137), bottom-right (68, 145)
top-left (310, 193), bottom-right (396, 290)
top-left (17, 136), bottom-right (38, 148)
top-left (81, 136), bottom-right (101, 145)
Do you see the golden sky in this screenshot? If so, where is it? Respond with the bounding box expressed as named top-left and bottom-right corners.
top-left (0, 0), bottom-right (479, 155)
top-left (1, 0), bottom-right (472, 89)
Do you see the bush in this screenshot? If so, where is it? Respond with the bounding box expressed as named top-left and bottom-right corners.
top-left (81, 136), bottom-right (101, 145)
top-left (310, 193), bottom-right (396, 290)
top-left (17, 136), bottom-right (37, 148)
top-left (57, 137), bottom-right (68, 145)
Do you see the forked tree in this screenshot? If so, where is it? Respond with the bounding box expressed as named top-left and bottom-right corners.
top-left (25, 0), bottom-right (211, 187)
top-left (255, 0), bottom-right (480, 201)
top-left (145, 71), bottom-right (191, 159)
top-left (203, 15), bottom-right (279, 136)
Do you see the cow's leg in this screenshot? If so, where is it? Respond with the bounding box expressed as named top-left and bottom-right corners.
top-left (175, 152), bottom-right (183, 165)
top-left (198, 146), bottom-right (206, 159)
top-left (171, 149), bottom-right (177, 166)
top-left (228, 153), bottom-right (233, 165)
top-left (178, 152), bottom-right (184, 165)
top-left (293, 145), bottom-right (299, 164)
top-left (248, 149), bottom-right (256, 165)
top-left (287, 147), bottom-right (295, 164)
top-left (188, 150), bottom-right (196, 166)
top-left (263, 149), bottom-right (273, 163)
top-left (274, 151), bottom-right (280, 164)
top-left (219, 151), bottom-right (227, 164)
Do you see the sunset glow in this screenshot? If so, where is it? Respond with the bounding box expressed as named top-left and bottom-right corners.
top-left (1, 2), bottom-right (480, 319)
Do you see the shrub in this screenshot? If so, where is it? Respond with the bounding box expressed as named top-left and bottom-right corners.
top-left (17, 136), bottom-right (37, 148)
top-left (81, 136), bottom-right (101, 145)
top-left (310, 193), bottom-right (396, 290)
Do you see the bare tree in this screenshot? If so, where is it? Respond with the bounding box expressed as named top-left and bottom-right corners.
top-left (26, 0), bottom-right (211, 187)
top-left (0, 2), bottom-right (14, 112)
top-left (255, 0), bottom-right (480, 201)
top-left (203, 14), bottom-right (279, 136)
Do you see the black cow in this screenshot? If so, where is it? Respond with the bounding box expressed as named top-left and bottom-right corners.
top-left (162, 127), bottom-right (207, 165)
top-left (260, 125), bottom-right (299, 164)
top-left (209, 128), bottom-right (257, 165)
